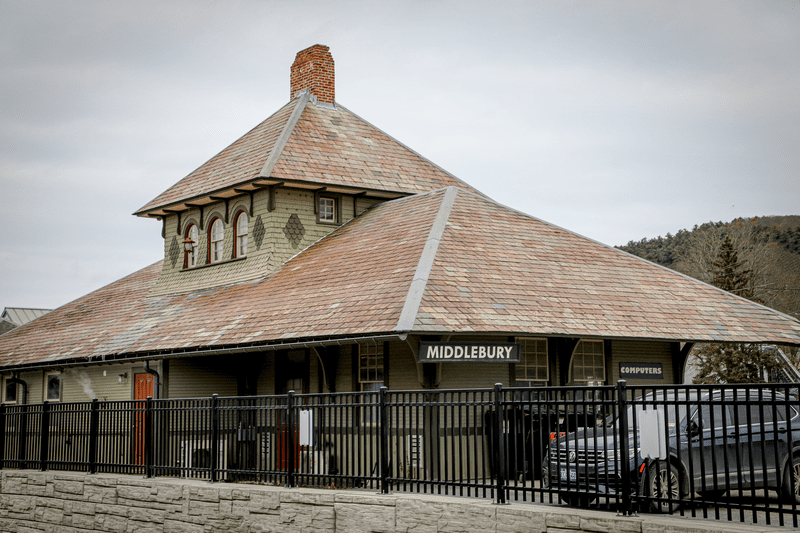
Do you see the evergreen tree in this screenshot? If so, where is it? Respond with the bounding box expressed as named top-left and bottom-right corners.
top-left (692, 236), bottom-right (775, 383)
top-left (709, 236), bottom-right (757, 300)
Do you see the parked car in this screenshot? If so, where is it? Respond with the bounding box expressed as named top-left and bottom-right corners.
top-left (544, 389), bottom-right (800, 511)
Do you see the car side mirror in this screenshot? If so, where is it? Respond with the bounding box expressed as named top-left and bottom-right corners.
top-left (687, 420), bottom-right (700, 438)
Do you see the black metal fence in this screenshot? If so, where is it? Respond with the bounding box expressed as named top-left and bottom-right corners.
top-left (1, 382), bottom-right (798, 526)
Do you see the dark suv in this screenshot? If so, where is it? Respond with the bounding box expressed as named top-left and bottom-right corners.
top-left (545, 389), bottom-right (800, 511)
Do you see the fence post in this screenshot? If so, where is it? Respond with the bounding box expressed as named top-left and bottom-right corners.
top-left (493, 383), bottom-right (507, 504)
top-left (379, 386), bottom-right (389, 494)
top-left (18, 404), bottom-right (28, 468)
top-left (88, 399), bottom-right (99, 474)
top-left (0, 403), bottom-right (5, 470)
top-left (210, 394), bottom-right (220, 483)
top-left (39, 401), bottom-right (50, 472)
top-left (144, 396), bottom-right (153, 478)
top-left (287, 390), bottom-right (296, 488)
top-left (616, 380), bottom-right (632, 515)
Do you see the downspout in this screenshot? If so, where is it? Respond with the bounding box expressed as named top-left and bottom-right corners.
top-left (143, 361), bottom-right (160, 399)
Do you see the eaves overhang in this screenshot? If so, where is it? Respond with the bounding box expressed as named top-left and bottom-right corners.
top-left (0, 333), bottom-right (406, 374)
top-left (133, 177), bottom-right (407, 219)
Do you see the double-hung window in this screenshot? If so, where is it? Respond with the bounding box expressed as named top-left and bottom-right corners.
top-left (209, 218), bottom-right (224, 263)
top-left (319, 197), bottom-right (336, 223)
top-left (358, 343), bottom-right (384, 424)
top-left (516, 337), bottom-right (548, 386)
top-left (45, 372), bottom-right (61, 401)
top-left (234, 211), bottom-right (248, 258)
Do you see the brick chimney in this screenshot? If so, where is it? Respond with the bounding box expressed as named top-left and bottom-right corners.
top-left (290, 44), bottom-right (335, 104)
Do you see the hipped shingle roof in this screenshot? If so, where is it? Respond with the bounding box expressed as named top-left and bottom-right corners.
top-left (135, 94), bottom-right (480, 216)
top-left (3, 188), bottom-right (799, 370)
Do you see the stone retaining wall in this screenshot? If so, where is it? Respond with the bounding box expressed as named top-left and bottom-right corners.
top-left (0, 471), bottom-right (788, 533)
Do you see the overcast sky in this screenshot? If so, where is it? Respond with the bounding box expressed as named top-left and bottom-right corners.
top-left (2, 1), bottom-right (799, 310)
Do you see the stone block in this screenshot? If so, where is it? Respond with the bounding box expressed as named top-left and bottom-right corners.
top-left (545, 511), bottom-right (582, 530)
top-left (95, 503), bottom-right (130, 517)
top-left (248, 491), bottom-right (281, 514)
top-left (495, 506), bottom-right (547, 533)
top-left (186, 485), bottom-right (220, 503)
top-left (155, 484), bottom-right (185, 504)
top-left (163, 518), bottom-right (205, 533)
top-left (117, 484), bottom-right (153, 501)
top-left (188, 499), bottom-right (219, 516)
top-left (128, 506), bottom-right (165, 523)
top-left (281, 490), bottom-right (335, 506)
top-left (279, 503), bottom-right (336, 533)
top-left (69, 511), bottom-right (96, 529)
top-left (335, 502), bottom-right (396, 533)
top-left (34, 506), bottom-right (63, 525)
top-left (53, 480), bottom-right (83, 496)
top-left (581, 515), bottom-right (643, 533)
top-left (94, 512), bottom-right (128, 533)
top-left (83, 485), bottom-right (117, 504)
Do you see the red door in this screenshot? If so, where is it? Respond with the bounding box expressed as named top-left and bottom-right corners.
top-left (134, 373), bottom-right (154, 466)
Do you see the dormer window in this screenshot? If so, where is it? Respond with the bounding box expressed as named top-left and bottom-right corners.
top-left (209, 218), bottom-right (224, 263)
top-left (185, 224), bottom-right (198, 268)
top-left (234, 211), bottom-right (248, 258)
top-left (319, 196), bottom-right (337, 223)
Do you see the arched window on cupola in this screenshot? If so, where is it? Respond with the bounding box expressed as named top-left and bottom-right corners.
top-left (208, 218), bottom-right (224, 264)
top-left (234, 211), bottom-right (248, 258)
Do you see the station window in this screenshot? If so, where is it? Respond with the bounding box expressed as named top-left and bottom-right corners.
top-left (358, 342), bottom-right (384, 392)
top-left (208, 218), bottom-right (224, 263)
top-left (3, 377), bottom-right (17, 404)
top-left (570, 340), bottom-right (605, 383)
top-left (319, 197), bottom-right (337, 223)
top-left (358, 342), bottom-right (384, 424)
top-left (516, 337), bottom-right (548, 386)
top-left (45, 372), bottom-right (61, 402)
top-left (234, 211), bottom-right (248, 258)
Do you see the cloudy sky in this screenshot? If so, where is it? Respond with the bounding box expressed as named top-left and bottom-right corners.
top-left (2, 1), bottom-right (798, 310)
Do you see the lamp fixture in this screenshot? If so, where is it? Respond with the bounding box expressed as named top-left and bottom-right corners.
top-left (118, 372), bottom-right (128, 384)
top-left (183, 237), bottom-right (195, 268)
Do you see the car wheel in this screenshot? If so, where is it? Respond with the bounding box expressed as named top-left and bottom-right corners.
top-left (647, 461), bottom-right (683, 513)
top-left (782, 455), bottom-right (800, 505)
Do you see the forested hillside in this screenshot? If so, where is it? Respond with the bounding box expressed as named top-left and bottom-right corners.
top-left (617, 215), bottom-right (800, 320)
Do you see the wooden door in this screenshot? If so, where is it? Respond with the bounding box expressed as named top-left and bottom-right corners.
top-left (134, 373), bottom-right (154, 466)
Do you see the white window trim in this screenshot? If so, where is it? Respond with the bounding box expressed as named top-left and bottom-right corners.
top-left (235, 211), bottom-right (248, 258)
top-left (319, 196), bottom-right (337, 224)
top-left (209, 218), bottom-right (224, 263)
top-left (45, 371), bottom-right (62, 402)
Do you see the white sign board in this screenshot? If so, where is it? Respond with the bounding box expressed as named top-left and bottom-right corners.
top-left (635, 405), bottom-right (667, 459)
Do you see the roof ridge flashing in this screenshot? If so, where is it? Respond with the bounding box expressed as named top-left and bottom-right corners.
top-left (259, 90), bottom-right (310, 178)
top-left (396, 187), bottom-right (458, 332)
